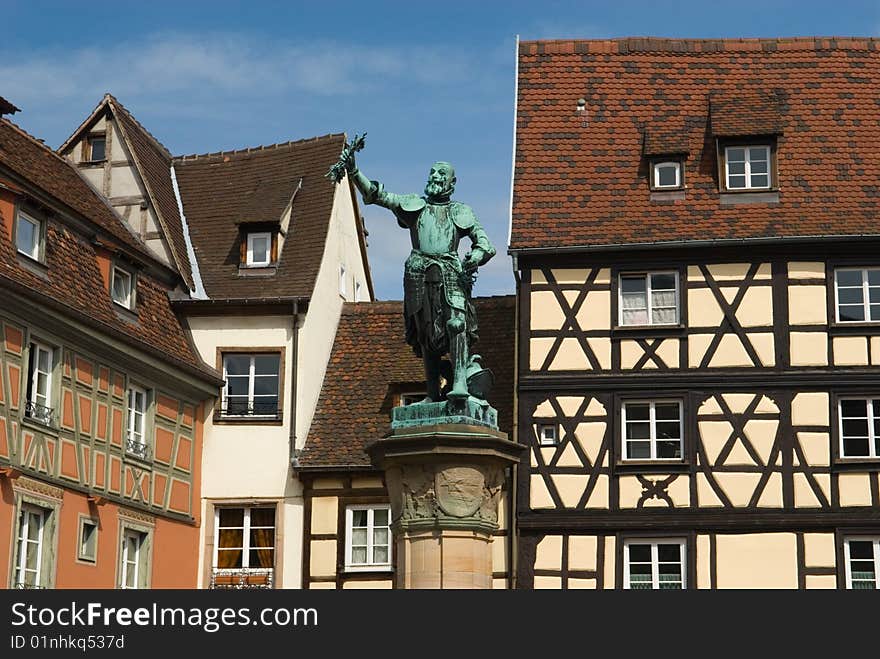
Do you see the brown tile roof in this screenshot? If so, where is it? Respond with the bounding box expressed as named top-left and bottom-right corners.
top-left (0, 119), bottom-right (216, 381)
top-left (108, 96), bottom-right (195, 290)
top-left (511, 37), bottom-right (880, 250)
top-left (0, 119), bottom-right (146, 254)
top-left (173, 135), bottom-right (345, 299)
top-left (299, 296), bottom-right (516, 469)
top-left (0, 96), bottom-right (19, 116)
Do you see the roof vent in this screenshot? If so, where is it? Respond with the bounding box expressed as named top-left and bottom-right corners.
top-left (576, 98), bottom-right (587, 112)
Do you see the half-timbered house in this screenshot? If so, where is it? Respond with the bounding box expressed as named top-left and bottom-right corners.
top-left (297, 296), bottom-right (516, 588)
top-left (510, 37), bottom-right (880, 589)
top-left (0, 101), bottom-right (221, 588)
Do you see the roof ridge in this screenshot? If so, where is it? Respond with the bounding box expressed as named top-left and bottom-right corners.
top-left (172, 132), bottom-right (345, 163)
top-left (520, 36), bottom-right (880, 54)
top-left (107, 95), bottom-right (173, 160)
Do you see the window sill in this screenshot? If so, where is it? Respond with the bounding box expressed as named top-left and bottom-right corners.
top-left (719, 190), bottom-right (780, 205)
top-left (112, 301), bottom-right (139, 324)
top-left (213, 415), bottom-right (283, 426)
top-left (21, 416), bottom-right (59, 437)
top-left (237, 265), bottom-right (277, 277)
top-left (16, 253), bottom-right (48, 277)
top-left (342, 565), bottom-right (393, 574)
top-left (649, 189), bottom-right (686, 202)
top-left (123, 451), bottom-right (153, 468)
top-left (614, 461), bottom-right (689, 474)
top-left (833, 458), bottom-right (880, 471)
top-left (611, 324), bottom-right (685, 338)
top-left (829, 322), bottom-right (880, 336)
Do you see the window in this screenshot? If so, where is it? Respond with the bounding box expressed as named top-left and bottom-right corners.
top-left (126, 386), bottom-right (149, 460)
top-left (87, 135), bottom-right (106, 162)
top-left (619, 272), bottom-right (678, 326)
top-left (111, 266), bottom-right (135, 310)
top-left (400, 393), bottom-right (426, 406)
top-left (724, 145), bottom-right (771, 190)
top-left (652, 160), bottom-right (682, 189)
top-left (221, 353), bottom-right (281, 418)
top-left (246, 232), bottom-right (271, 266)
top-left (355, 280), bottom-right (362, 302)
top-left (120, 528), bottom-right (146, 589)
top-left (624, 540), bottom-right (686, 589)
top-left (13, 504), bottom-right (48, 588)
top-left (622, 401), bottom-right (683, 460)
top-left (25, 342), bottom-right (54, 425)
top-left (835, 269), bottom-right (880, 323)
top-left (538, 424), bottom-right (558, 446)
top-left (339, 264), bottom-right (347, 296)
top-left (78, 518), bottom-right (98, 563)
top-left (15, 211), bottom-right (42, 261)
top-left (212, 507), bottom-right (275, 588)
top-left (838, 399), bottom-right (880, 459)
top-left (844, 538), bottom-right (880, 589)
top-left (345, 506), bottom-right (392, 571)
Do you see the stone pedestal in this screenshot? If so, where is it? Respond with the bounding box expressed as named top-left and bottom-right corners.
top-left (367, 423), bottom-right (524, 589)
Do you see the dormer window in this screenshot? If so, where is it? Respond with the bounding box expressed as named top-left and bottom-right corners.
top-left (723, 145), bottom-right (772, 190)
top-left (15, 210), bottom-right (43, 261)
top-left (87, 134), bottom-right (106, 162)
top-left (111, 265), bottom-right (135, 310)
top-left (246, 232), bottom-right (272, 266)
top-left (651, 160), bottom-right (682, 190)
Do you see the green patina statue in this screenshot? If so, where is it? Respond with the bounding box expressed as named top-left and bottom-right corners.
top-left (329, 135), bottom-right (497, 419)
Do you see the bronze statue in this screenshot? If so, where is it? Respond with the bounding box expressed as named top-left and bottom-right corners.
top-left (329, 135), bottom-right (496, 404)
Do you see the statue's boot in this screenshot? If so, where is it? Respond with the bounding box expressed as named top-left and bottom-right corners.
top-left (446, 315), bottom-right (469, 400)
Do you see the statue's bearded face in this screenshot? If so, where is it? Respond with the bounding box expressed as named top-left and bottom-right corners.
top-left (425, 162), bottom-right (455, 200)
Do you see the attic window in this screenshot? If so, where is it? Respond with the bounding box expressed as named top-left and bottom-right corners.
top-left (651, 160), bottom-right (682, 190)
top-left (111, 265), bottom-right (136, 310)
top-left (87, 135), bottom-right (106, 162)
top-left (723, 145), bottom-right (771, 190)
top-left (246, 232), bottom-right (272, 266)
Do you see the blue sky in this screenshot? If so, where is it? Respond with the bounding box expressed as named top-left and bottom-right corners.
top-left (2, 0), bottom-right (878, 299)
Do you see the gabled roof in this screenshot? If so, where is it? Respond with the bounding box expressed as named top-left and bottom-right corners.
top-left (299, 296), bottom-right (516, 469)
top-left (511, 37), bottom-right (880, 251)
top-left (59, 95), bottom-right (194, 289)
top-left (0, 96), bottom-right (19, 116)
top-left (0, 119), bottom-right (217, 381)
top-left (173, 134), bottom-right (352, 299)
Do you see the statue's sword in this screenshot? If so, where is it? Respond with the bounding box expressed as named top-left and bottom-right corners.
top-left (325, 133), bottom-right (367, 183)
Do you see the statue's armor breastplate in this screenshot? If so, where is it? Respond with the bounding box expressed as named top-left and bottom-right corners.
top-left (413, 204), bottom-right (457, 255)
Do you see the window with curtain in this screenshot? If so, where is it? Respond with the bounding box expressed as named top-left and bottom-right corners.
top-left (844, 538), bottom-right (880, 589)
top-left (345, 506), bottom-right (391, 571)
top-left (624, 540), bottom-right (686, 590)
top-left (13, 504), bottom-right (48, 588)
top-left (619, 272), bottom-right (678, 326)
top-left (215, 507), bottom-right (276, 571)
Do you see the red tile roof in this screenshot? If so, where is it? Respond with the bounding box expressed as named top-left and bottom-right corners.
top-left (0, 119), bottom-right (217, 381)
top-left (511, 37), bottom-right (880, 250)
top-left (0, 96), bottom-right (19, 116)
top-left (299, 296), bottom-right (516, 468)
top-left (173, 135), bottom-right (349, 299)
top-left (108, 96), bottom-right (195, 290)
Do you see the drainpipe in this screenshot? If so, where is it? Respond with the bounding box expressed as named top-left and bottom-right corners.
top-left (289, 299), bottom-right (300, 467)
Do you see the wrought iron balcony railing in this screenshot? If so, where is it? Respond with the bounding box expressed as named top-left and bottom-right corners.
top-left (125, 435), bottom-right (152, 461)
top-left (14, 582), bottom-right (45, 589)
top-left (210, 568), bottom-right (274, 589)
top-left (24, 401), bottom-right (54, 426)
top-left (219, 400), bottom-right (281, 420)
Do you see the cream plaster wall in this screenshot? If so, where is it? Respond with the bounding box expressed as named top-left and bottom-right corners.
top-left (833, 337), bottom-right (869, 366)
top-left (715, 533), bottom-right (798, 588)
top-left (790, 332), bottom-right (828, 366)
top-left (575, 291), bottom-right (610, 331)
top-left (788, 286), bottom-right (827, 325)
top-left (788, 262), bottom-right (825, 279)
top-left (791, 393), bottom-right (829, 426)
top-left (838, 473), bottom-right (872, 506)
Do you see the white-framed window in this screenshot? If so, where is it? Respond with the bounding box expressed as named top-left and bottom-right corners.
top-left (622, 400), bottom-right (683, 460)
top-left (246, 232), bottom-right (271, 266)
top-left (87, 134), bottom-right (106, 161)
top-left (13, 504), bottom-right (47, 588)
top-left (624, 539), bottom-right (686, 589)
top-left (120, 528), bottom-right (145, 589)
top-left (78, 518), bottom-right (98, 563)
top-left (221, 353), bottom-right (280, 418)
top-left (538, 424), bottom-right (558, 446)
top-left (25, 341), bottom-right (54, 425)
top-left (339, 264), bottom-right (347, 296)
top-left (345, 505), bottom-right (392, 571)
top-left (126, 385), bottom-right (149, 459)
top-left (724, 145), bottom-right (771, 190)
top-left (619, 272), bottom-right (678, 326)
top-left (213, 507), bottom-right (276, 573)
top-left (652, 160), bottom-right (681, 189)
top-left (844, 537), bottom-right (880, 589)
top-left (834, 268), bottom-right (880, 323)
top-left (15, 211), bottom-right (42, 261)
top-left (838, 398), bottom-right (880, 458)
top-left (111, 266), bottom-right (134, 309)
top-left (354, 280), bottom-right (362, 302)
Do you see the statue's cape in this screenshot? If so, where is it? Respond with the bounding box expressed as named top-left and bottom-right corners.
top-left (398, 197), bottom-right (477, 231)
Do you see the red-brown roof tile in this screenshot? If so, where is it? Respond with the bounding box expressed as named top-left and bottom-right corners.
top-left (173, 135), bottom-right (345, 299)
top-left (511, 37), bottom-right (880, 250)
top-left (299, 296), bottom-right (516, 468)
